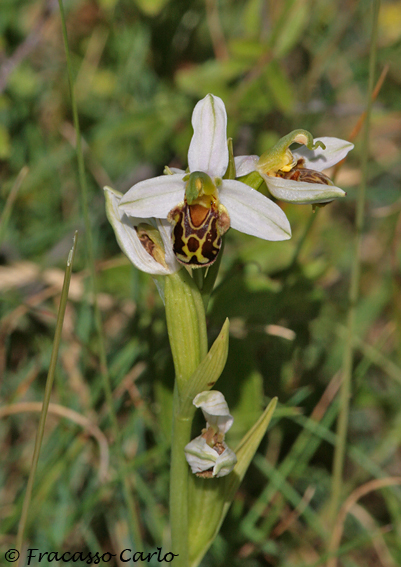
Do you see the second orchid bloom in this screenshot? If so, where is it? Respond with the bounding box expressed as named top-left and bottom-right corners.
top-left (184, 391), bottom-right (237, 478)
top-left (109, 94), bottom-right (353, 271)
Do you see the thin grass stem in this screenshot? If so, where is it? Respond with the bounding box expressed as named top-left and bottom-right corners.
top-left (57, 0), bottom-right (143, 552)
top-left (328, 0), bottom-right (381, 525)
top-left (15, 233), bottom-right (77, 563)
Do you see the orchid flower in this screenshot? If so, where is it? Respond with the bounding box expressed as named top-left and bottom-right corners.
top-left (184, 391), bottom-right (237, 478)
top-left (105, 186), bottom-right (180, 275)
top-left (118, 94), bottom-right (291, 268)
top-left (235, 130), bottom-right (354, 205)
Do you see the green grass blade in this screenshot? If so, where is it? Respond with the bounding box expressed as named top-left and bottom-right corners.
top-left (15, 232), bottom-right (78, 562)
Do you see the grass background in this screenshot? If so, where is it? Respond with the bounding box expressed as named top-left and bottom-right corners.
top-left (1, 0), bottom-right (401, 565)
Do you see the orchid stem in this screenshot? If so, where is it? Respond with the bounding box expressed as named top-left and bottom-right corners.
top-left (165, 270), bottom-right (208, 566)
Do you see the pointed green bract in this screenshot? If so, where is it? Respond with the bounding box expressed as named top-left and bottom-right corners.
top-left (181, 319), bottom-right (230, 414)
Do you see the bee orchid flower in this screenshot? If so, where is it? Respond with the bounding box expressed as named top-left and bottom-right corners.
top-left (118, 94), bottom-right (291, 268)
top-left (184, 391), bottom-right (237, 478)
top-left (235, 130), bottom-right (354, 205)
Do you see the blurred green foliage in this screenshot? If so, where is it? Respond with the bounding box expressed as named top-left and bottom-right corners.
top-left (1, 0), bottom-right (401, 565)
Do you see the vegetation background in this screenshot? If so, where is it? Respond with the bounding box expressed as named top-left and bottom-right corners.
top-left (1, 0), bottom-right (401, 565)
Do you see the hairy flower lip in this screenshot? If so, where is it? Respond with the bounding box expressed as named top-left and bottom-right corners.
top-left (118, 94), bottom-right (291, 243)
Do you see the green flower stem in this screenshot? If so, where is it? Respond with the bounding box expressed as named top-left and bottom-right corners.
top-left (170, 388), bottom-right (194, 566)
top-left (328, 0), bottom-right (380, 527)
top-left (165, 269), bottom-right (208, 566)
top-left (165, 269), bottom-right (208, 393)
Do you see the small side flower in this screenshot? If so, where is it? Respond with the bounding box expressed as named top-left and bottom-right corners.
top-left (104, 186), bottom-right (180, 275)
top-left (236, 130), bottom-right (354, 205)
top-left (184, 391), bottom-right (237, 478)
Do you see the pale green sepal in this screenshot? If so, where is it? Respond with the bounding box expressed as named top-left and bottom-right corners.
top-left (181, 319), bottom-right (230, 414)
top-left (164, 270), bottom-right (208, 395)
top-left (263, 174), bottom-right (346, 204)
top-left (188, 397), bottom-right (278, 567)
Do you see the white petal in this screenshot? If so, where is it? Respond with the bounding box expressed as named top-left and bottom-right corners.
top-left (219, 180), bottom-right (291, 241)
top-left (263, 174), bottom-right (346, 204)
top-left (104, 187), bottom-right (178, 275)
top-left (234, 155), bottom-right (259, 177)
top-left (187, 94), bottom-right (229, 178)
top-left (293, 137), bottom-right (354, 171)
top-left (119, 173), bottom-right (185, 218)
top-left (194, 391), bottom-right (234, 434)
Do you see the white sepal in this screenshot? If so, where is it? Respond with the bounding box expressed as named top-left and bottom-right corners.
top-left (292, 137), bottom-right (354, 172)
top-left (104, 187), bottom-right (180, 275)
top-left (184, 436), bottom-right (237, 478)
top-left (193, 390), bottom-right (234, 434)
top-left (188, 94), bottom-right (229, 179)
top-left (262, 174), bottom-right (346, 204)
top-left (119, 173), bottom-right (185, 219)
top-left (219, 179), bottom-right (291, 241)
